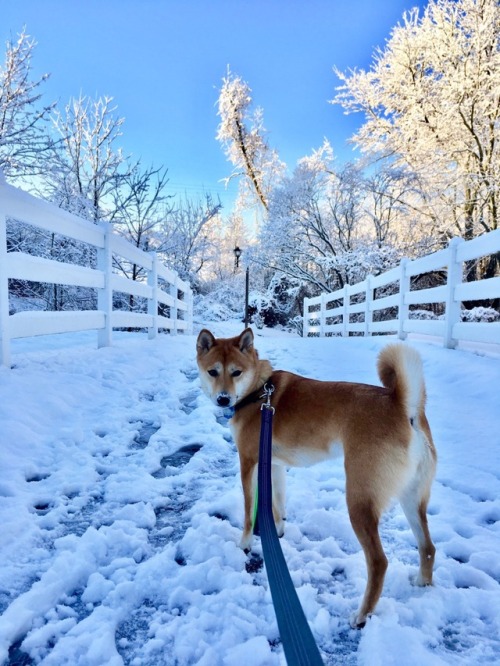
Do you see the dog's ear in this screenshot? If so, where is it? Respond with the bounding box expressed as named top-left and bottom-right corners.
top-left (237, 328), bottom-right (254, 354)
top-left (197, 329), bottom-right (215, 355)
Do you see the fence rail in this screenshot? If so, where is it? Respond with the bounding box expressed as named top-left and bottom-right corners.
top-left (0, 177), bottom-right (193, 368)
top-left (303, 230), bottom-right (500, 348)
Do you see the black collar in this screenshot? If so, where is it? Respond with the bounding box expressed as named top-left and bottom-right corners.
top-left (233, 379), bottom-right (274, 413)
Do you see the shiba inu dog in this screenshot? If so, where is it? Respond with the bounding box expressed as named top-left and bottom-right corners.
top-left (196, 327), bottom-right (437, 627)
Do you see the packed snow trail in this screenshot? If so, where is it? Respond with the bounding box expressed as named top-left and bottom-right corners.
top-left (0, 325), bottom-right (499, 665)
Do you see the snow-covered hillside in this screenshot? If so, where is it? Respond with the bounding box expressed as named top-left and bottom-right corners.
top-left (1, 325), bottom-right (499, 665)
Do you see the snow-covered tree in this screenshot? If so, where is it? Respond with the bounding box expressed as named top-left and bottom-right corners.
top-left (333, 0), bottom-right (500, 257)
top-left (108, 163), bottom-right (173, 312)
top-left (159, 194), bottom-right (222, 288)
top-left (205, 210), bottom-right (252, 279)
top-left (0, 29), bottom-right (54, 179)
top-left (216, 68), bottom-right (284, 214)
top-left (112, 163), bottom-right (172, 251)
top-left (49, 94), bottom-right (128, 222)
top-left (362, 165), bottom-right (437, 256)
top-left (16, 95), bottom-right (132, 312)
top-left (261, 142), bottom-right (377, 294)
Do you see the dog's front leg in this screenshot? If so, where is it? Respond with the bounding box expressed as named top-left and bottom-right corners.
top-left (272, 463), bottom-right (286, 538)
top-left (239, 459), bottom-right (257, 552)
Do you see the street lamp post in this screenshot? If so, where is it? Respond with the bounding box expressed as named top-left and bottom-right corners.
top-left (244, 265), bottom-right (249, 328)
top-left (233, 246), bottom-right (242, 271)
top-left (233, 246), bottom-right (249, 328)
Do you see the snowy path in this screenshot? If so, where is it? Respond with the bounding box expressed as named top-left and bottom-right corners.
top-left (0, 326), bottom-right (499, 665)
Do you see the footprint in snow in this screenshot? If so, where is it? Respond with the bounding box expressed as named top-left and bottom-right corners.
top-left (130, 421), bottom-right (161, 449)
top-left (152, 443), bottom-right (203, 477)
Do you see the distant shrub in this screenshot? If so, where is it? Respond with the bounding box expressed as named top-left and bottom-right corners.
top-left (410, 309), bottom-right (439, 320)
top-left (461, 307), bottom-right (499, 323)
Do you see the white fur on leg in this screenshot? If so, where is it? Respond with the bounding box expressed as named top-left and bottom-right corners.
top-left (272, 463), bottom-right (287, 536)
top-left (349, 611), bottom-right (368, 629)
top-left (239, 531), bottom-right (253, 552)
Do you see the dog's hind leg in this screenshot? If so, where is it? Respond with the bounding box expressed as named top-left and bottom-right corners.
top-left (347, 497), bottom-right (388, 628)
top-left (272, 463), bottom-right (286, 537)
top-left (400, 487), bottom-right (435, 586)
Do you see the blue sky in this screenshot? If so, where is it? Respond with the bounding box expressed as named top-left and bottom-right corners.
top-left (1, 0), bottom-right (427, 212)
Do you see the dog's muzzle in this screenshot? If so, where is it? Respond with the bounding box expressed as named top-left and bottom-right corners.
top-left (216, 392), bottom-right (231, 408)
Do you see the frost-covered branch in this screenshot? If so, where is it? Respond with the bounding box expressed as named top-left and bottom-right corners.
top-left (216, 68), bottom-right (284, 213)
top-left (0, 29), bottom-right (55, 178)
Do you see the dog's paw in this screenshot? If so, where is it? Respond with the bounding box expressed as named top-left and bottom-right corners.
top-left (349, 611), bottom-right (367, 629)
top-left (410, 571), bottom-right (432, 587)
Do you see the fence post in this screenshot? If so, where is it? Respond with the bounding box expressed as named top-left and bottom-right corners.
top-left (97, 223), bottom-right (113, 348)
top-left (186, 288), bottom-right (193, 335)
top-left (148, 252), bottom-right (158, 340)
top-left (398, 258), bottom-right (410, 340)
top-left (444, 237), bottom-right (463, 349)
top-left (170, 279), bottom-right (178, 335)
top-left (302, 297), bottom-right (310, 337)
top-left (364, 276), bottom-right (372, 337)
top-left (0, 174), bottom-right (11, 368)
top-left (320, 293), bottom-right (327, 337)
top-left (342, 285), bottom-right (349, 337)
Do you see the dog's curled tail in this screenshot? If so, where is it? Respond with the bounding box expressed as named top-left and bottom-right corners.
top-left (377, 344), bottom-right (426, 421)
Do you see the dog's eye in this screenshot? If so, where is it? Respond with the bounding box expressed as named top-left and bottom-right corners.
top-left (231, 370), bottom-right (242, 377)
top-left (208, 369), bottom-right (219, 377)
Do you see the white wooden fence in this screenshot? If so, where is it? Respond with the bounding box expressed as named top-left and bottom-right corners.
top-left (303, 230), bottom-right (500, 348)
top-left (0, 176), bottom-right (193, 368)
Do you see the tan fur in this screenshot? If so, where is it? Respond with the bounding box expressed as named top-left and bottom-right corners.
top-left (196, 328), bottom-right (437, 627)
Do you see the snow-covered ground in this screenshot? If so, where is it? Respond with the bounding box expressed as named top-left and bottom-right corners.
top-left (1, 323), bottom-right (499, 665)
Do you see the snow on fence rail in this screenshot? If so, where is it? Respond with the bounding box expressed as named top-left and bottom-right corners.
top-left (303, 230), bottom-right (500, 348)
top-left (0, 176), bottom-right (193, 368)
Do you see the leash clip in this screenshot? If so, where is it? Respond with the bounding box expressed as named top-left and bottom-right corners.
top-left (260, 382), bottom-right (275, 413)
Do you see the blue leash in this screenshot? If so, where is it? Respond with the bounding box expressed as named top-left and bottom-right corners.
top-left (257, 398), bottom-right (324, 666)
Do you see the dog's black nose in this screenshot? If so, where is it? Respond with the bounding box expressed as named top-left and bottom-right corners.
top-left (217, 395), bottom-right (231, 407)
